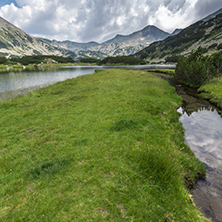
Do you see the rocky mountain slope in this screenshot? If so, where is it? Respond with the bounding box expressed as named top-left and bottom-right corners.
top-left (47, 25), bottom-right (178, 60)
top-left (43, 39), bottom-right (100, 52)
top-left (88, 25), bottom-right (173, 57)
top-left (0, 14), bottom-right (177, 60)
top-left (0, 16), bottom-right (74, 58)
top-left (2, 8), bottom-right (221, 62)
top-left (135, 9), bottom-right (222, 63)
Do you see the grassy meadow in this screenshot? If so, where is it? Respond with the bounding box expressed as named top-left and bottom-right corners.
top-left (199, 77), bottom-right (222, 111)
top-left (0, 69), bottom-right (207, 221)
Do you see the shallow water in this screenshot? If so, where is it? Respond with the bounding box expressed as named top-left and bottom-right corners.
top-left (0, 65), bottom-right (175, 101)
top-left (176, 85), bottom-right (222, 222)
top-left (0, 67), bottom-right (95, 100)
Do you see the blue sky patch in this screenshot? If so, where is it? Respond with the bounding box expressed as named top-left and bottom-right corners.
top-left (0, 0), bottom-right (20, 8)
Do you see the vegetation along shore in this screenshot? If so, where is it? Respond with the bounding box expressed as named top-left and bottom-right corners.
top-left (174, 47), bottom-right (222, 113)
top-left (0, 69), bottom-right (208, 221)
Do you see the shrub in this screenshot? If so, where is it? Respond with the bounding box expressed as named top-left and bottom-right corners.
top-left (80, 58), bottom-right (101, 63)
top-left (99, 56), bottom-right (146, 65)
top-left (11, 55), bottom-right (75, 65)
top-left (217, 43), bottom-right (222, 50)
top-left (0, 56), bottom-right (7, 64)
top-left (208, 43), bottom-right (218, 50)
top-left (165, 55), bottom-right (180, 63)
top-left (175, 47), bottom-right (222, 87)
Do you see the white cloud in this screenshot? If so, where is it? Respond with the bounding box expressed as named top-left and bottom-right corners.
top-left (0, 0), bottom-right (221, 42)
top-left (149, 0), bottom-right (199, 33)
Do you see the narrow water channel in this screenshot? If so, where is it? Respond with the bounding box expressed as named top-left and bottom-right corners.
top-left (176, 85), bottom-right (222, 222)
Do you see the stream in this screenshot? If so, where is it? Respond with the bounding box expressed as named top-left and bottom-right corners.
top-left (176, 85), bottom-right (222, 222)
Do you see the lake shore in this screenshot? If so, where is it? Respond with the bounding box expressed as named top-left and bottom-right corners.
top-left (0, 63), bottom-right (91, 73)
top-left (0, 69), bottom-right (208, 221)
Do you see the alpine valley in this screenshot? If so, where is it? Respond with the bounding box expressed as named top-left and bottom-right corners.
top-left (0, 15), bottom-right (180, 61)
top-left (0, 8), bottom-right (222, 61)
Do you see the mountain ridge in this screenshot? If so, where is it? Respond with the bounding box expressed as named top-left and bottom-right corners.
top-left (0, 15), bottom-right (177, 60)
top-left (201, 8), bottom-right (222, 22)
top-left (0, 16), bottom-right (75, 58)
top-left (1, 8), bottom-right (221, 61)
top-left (48, 25), bottom-right (179, 60)
top-left (135, 9), bottom-right (222, 63)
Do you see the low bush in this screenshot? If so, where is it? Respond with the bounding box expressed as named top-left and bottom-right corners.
top-left (80, 58), bottom-right (101, 63)
top-left (0, 56), bottom-right (7, 64)
top-left (175, 47), bottom-right (222, 87)
top-left (11, 55), bottom-right (75, 65)
top-left (99, 56), bottom-right (146, 65)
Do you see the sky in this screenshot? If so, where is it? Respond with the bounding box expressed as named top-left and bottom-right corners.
top-left (0, 0), bottom-right (221, 43)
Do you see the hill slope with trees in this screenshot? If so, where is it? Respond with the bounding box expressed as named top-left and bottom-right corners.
top-left (135, 11), bottom-right (222, 63)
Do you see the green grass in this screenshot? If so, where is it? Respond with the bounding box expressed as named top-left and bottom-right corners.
top-left (0, 64), bottom-right (34, 72)
top-left (0, 63), bottom-right (93, 73)
top-left (0, 69), bottom-right (206, 221)
top-left (199, 77), bottom-right (222, 111)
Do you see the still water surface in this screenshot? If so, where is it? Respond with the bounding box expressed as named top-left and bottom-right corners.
top-left (0, 66), bottom-right (94, 100)
top-left (177, 85), bottom-right (222, 222)
top-left (0, 65), bottom-right (174, 100)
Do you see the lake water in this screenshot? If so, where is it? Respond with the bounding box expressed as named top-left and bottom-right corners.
top-left (0, 65), bottom-right (174, 100)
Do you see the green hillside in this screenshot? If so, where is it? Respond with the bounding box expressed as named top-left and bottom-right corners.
top-left (135, 12), bottom-right (222, 63)
top-left (0, 16), bottom-right (74, 58)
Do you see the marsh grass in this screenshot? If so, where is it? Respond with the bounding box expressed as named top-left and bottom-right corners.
top-left (0, 69), bottom-right (206, 221)
top-left (199, 77), bottom-right (222, 111)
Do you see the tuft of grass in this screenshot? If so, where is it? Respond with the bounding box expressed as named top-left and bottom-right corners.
top-left (0, 69), bottom-right (207, 221)
top-left (199, 77), bottom-right (222, 111)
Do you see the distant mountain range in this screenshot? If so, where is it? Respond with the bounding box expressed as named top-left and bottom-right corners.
top-left (0, 8), bottom-right (221, 62)
top-left (0, 16), bottom-right (180, 61)
top-left (135, 8), bottom-right (222, 62)
top-left (42, 25), bottom-right (181, 60)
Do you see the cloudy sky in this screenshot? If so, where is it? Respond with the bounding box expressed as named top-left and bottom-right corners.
top-left (0, 0), bottom-right (221, 43)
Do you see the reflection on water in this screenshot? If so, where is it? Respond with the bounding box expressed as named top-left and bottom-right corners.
top-left (177, 85), bottom-right (222, 222)
top-left (0, 67), bottom-right (95, 100)
top-left (0, 65), bottom-right (175, 101)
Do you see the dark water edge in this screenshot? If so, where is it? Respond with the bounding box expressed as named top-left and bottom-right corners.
top-left (176, 84), bottom-right (222, 222)
top-left (153, 74), bottom-right (222, 222)
top-left (164, 76), bottom-right (222, 222)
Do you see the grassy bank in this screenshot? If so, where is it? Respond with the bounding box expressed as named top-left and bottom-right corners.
top-left (0, 63), bottom-right (95, 73)
top-left (199, 77), bottom-right (222, 111)
top-left (0, 69), bottom-right (206, 221)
